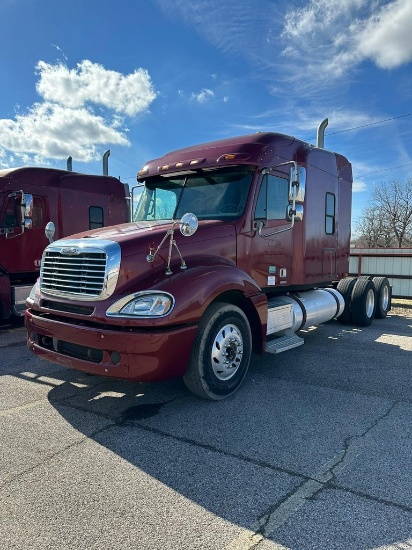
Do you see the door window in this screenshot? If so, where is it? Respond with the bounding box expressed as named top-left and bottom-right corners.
top-left (255, 175), bottom-right (289, 220)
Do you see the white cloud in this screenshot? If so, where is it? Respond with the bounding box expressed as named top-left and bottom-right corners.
top-left (282, 0), bottom-right (412, 79)
top-left (0, 102), bottom-right (129, 162)
top-left (357, 0), bottom-right (412, 68)
top-left (0, 60), bottom-right (157, 163)
top-left (36, 60), bottom-right (157, 117)
top-left (190, 88), bottom-right (214, 103)
top-left (352, 178), bottom-right (367, 193)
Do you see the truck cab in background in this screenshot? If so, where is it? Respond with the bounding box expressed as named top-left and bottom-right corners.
top-left (0, 167), bottom-right (129, 319)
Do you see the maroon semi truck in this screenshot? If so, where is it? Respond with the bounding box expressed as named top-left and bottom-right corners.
top-left (0, 166), bottom-right (129, 319)
top-left (25, 130), bottom-right (391, 399)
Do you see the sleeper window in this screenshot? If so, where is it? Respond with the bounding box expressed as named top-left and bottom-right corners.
top-left (89, 206), bottom-right (104, 229)
top-left (325, 193), bottom-right (335, 235)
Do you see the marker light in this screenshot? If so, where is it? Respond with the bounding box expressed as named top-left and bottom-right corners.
top-left (217, 153), bottom-right (251, 162)
top-left (138, 165), bottom-right (149, 177)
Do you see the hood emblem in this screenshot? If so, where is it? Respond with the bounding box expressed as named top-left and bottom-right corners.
top-left (61, 247), bottom-right (80, 255)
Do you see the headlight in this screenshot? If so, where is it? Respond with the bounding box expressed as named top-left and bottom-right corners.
top-left (106, 292), bottom-right (174, 318)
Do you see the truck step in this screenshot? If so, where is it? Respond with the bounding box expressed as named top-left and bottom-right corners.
top-left (265, 334), bottom-right (304, 354)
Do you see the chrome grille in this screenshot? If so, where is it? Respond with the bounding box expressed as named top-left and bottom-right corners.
top-left (40, 239), bottom-right (121, 301)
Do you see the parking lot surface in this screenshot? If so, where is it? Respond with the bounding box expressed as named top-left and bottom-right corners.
top-left (1, 310), bottom-right (412, 549)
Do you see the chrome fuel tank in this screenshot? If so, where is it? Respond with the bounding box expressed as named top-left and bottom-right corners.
top-left (268, 288), bottom-right (344, 333)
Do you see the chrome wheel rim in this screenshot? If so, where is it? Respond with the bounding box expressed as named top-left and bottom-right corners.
top-left (211, 324), bottom-right (243, 381)
top-left (366, 288), bottom-right (375, 318)
top-left (381, 285), bottom-right (389, 311)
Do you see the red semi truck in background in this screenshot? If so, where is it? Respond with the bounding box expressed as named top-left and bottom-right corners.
top-left (25, 126), bottom-right (391, 399)
top-left (0, 165), bottom-right (129, 319)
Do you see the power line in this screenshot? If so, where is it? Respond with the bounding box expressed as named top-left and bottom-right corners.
top-left (356, 162), bottom-right (412, 180)
top-left (327, 113), bottom-right (412, 136)
top-left (304, 112), bottom-right (412, 142)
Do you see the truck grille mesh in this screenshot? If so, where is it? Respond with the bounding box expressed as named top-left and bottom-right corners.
top-left (39, 240), bottom-right (121, 301)
top-left (41, 251), bottom-right (106, 297)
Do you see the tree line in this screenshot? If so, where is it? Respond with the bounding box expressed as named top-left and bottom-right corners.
top-left (352, 177), bottom-right (412, 248)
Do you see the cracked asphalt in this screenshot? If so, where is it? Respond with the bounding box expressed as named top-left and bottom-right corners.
top-left (1, 309), bottom-right (412, 550)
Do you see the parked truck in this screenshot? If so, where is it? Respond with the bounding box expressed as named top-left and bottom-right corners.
top-left (0, 165), bottom-right (129, 319)
top-left (25, 125), bottom-right (391, 399)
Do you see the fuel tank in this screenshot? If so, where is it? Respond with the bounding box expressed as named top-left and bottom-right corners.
top-left (268, 288), bottom-right (344, 333)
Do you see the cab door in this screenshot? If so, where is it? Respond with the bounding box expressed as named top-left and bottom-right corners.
top-left (243, 172), bottom-right (293, 290)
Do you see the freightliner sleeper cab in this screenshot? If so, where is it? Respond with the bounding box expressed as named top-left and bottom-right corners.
top-left (25, 131), bottom-right (391, 399)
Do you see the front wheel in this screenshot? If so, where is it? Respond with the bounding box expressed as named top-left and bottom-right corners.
top-left (183, 302), bottom-right (252, 400)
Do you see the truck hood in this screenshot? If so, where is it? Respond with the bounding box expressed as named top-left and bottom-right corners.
top-left (46, 219), bottom-right (237, 297)
top-left (56, 219), bottom-right (234, 258)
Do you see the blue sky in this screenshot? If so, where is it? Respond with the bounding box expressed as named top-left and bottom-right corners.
top-left (1, 0), bottom-right (411, 227)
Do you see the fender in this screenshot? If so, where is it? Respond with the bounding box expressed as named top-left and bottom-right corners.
top-left (96, 262), bottom-right (268, 339)
top-left (153, 263), bottom-right (268, 354)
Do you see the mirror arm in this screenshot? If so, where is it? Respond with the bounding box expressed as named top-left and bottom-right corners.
top-left (257, 218), bottom-right (295, 238)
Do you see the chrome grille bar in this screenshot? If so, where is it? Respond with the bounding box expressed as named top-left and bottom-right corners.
top-left (40, 239), bottom-right (121, 301)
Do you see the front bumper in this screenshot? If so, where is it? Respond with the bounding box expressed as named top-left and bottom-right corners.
top-left (25, 309), bottom-right (198, 382)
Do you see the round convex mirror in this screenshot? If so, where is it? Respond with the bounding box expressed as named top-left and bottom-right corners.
top-left (45, 221), bottom-right (56, 243)
top-left (180, 213), bottom-right (198, 236)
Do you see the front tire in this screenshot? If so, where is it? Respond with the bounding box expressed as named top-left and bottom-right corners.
top-left (183, 302), bottom-right (252, 400)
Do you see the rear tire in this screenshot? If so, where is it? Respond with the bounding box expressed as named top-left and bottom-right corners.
top-left (351, 278), bottom-right (376, 326)
top-left (183, 302), bottom-right (252, 400)
top-left (373, 276), bottom-right (391, 319)
top-left (336, 277), bottom-right (357, 324)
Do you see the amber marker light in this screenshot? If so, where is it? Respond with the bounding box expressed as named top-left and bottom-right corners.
top-left (189, 158), bottom-right (205, 165)
top-left (138, 165), bottom-right (149, 176)
top-left (217, 153), bottom-right (251, 162)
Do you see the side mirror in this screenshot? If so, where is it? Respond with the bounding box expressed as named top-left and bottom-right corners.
top-left (45, 221), bottom-right (55, 243)
top-left (287, 204), bottom-right (304, 222)
top-left (290, 167), bottom-right (306, 203)
top-left (18, 193), bottom-right (33, 234)
top-left (180, 213), bottom-right (198, 236)
top-left (24, 194), bottom-right (34, 218)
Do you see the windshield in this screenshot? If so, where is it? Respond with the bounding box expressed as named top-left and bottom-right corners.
top-left (133, 168), bottom-right (253, 222)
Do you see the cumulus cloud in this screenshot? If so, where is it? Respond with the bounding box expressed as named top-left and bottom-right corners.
top-left (357, 0), bottom-right (412, 68)
top-left (282, 0), bottom-right (412, 78)
top-left (0, 60), bottom-right (157, 163)
top-left (36, 60), bottom-right (156, 116)
top-left (0, 102), bottom-right (129, 162)
top-left (191, 88), bottom-right (215, 103)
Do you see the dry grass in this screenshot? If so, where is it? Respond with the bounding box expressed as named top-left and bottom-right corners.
top-left (390, 298), bottom-right (412, 318)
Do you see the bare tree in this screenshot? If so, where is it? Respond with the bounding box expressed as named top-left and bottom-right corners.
top-left (354, 177), bottom-right (412, 248)
top-left (353, 209), bottom-right (390, 247)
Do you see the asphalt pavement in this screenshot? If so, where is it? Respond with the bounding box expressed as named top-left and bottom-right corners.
top-left (1, 310), bottom-right (412, 549)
